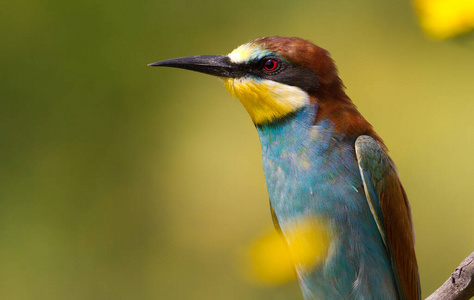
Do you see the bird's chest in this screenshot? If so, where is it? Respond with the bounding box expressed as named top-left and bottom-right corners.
top-left (257, 119), bottom-right (366, 224)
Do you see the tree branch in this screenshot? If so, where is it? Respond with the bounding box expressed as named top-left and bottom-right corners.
top-left (426, 252), bottom-right (474, 300)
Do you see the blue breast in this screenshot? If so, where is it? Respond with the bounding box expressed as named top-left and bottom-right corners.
top-left (256, 105), bottom-right (399, 299)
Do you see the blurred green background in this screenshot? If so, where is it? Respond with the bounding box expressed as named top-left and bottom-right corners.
top-left (1, 0), bottom-right (474, 298)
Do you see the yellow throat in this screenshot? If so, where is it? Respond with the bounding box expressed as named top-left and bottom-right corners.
top-left (223, 43), bottom-right (310, 125)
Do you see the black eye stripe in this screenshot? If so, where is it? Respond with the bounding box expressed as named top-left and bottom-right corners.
top-left (233, 57), bottom-right (319, 93)
top-left (234, 56), bottom-right (284, 76)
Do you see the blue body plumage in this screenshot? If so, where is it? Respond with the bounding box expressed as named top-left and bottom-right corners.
top-left (258, 105), bottom-right (398, 299)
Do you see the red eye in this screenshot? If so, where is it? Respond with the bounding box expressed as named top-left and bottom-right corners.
top-left (264, 59), bottom-right (278, 71)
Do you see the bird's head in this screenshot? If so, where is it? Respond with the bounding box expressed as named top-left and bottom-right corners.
top-left (149, 36), bottom-right (348, 126)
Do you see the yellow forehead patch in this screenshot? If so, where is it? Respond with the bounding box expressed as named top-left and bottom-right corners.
top-left (223, 77), bottom-right (309, 125)
top-left (228, 42), bottom-right (270, 63)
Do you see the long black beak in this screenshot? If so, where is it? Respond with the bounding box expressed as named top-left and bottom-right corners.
top-left (148, 55), bottom-right (241, 78)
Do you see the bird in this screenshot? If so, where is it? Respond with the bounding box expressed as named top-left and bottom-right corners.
top-left (149, 36), bottom-right (420, 300)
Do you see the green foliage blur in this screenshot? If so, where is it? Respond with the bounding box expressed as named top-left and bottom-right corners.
top-left (1, 0), bottom-right (473, 298)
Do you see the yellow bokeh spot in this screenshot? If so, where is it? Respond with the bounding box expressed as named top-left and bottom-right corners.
top-left (244, 228), bottom-right (296, 285)
top-left (285, 218), bottom-right (330, 271)
top-left (414, 0), bottom-right (474, 39)
top-left (242, 218), bottom-right (330, 285)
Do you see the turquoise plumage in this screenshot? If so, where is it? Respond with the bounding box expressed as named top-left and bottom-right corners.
top-left (259, 105), bottom-right (399, 299)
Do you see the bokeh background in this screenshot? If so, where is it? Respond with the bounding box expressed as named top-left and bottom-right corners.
top-left (1, 0), bottom-right (474, 298)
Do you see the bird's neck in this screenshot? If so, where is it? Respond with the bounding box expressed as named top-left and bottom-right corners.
top-left (257, 104), bottom-right (315, 152)
top-left (309, 90), bottom-right (384, 148)
top-left (255, 104), bottom-right (339, 159)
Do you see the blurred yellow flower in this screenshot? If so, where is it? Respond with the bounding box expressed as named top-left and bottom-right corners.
top-left (242, 228), bottom-right (296, 285)
top-left (241, 218), bottom-right (330, 285)
top-left (414, 0), bottom-right (474, 39)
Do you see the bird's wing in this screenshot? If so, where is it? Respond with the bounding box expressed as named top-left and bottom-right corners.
top-left (355, 135), bottom-right (420, 300)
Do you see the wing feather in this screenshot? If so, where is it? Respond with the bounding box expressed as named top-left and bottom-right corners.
top-left (355, 135), bottom-right (420, 300)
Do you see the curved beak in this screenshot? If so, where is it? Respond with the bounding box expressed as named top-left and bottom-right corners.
top-left (148, 55), bottom-right (242, 78)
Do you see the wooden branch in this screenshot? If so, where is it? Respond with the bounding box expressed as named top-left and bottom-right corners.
top-left (425, 252), bottom-right (474, 300)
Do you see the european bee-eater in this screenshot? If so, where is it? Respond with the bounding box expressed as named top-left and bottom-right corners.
top-left (149, 36), bottom-right (420, 300)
